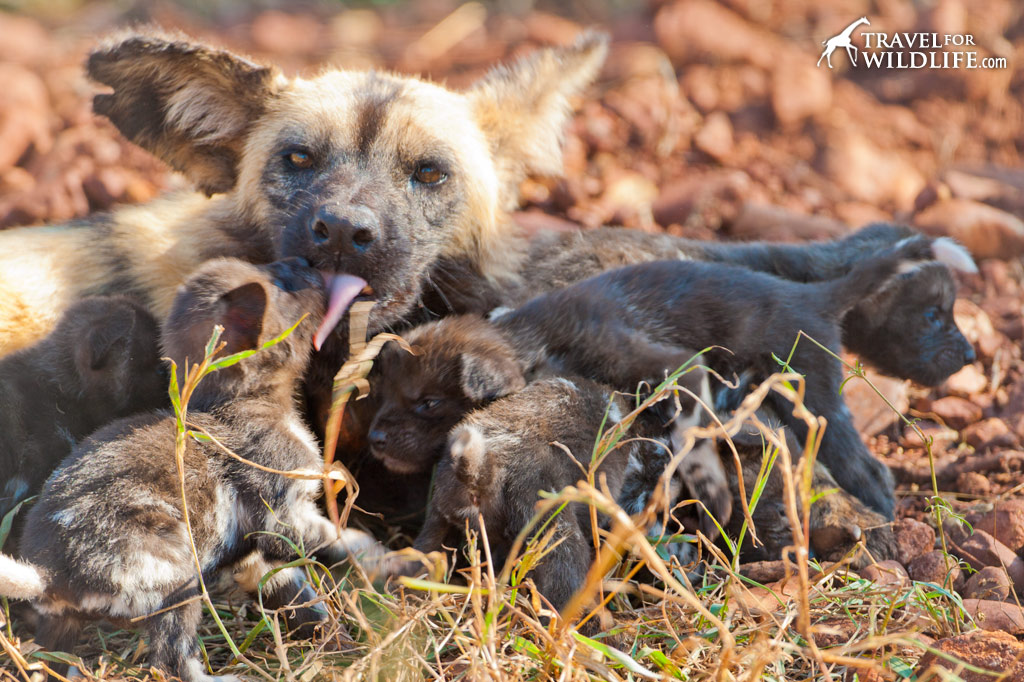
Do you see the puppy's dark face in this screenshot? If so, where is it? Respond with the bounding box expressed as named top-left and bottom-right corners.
top-left (843, 263), bottom-right (975, 386)
top-left (162, 258), bottom-right (324, 402)
top-left (48, 297), bottom-right (167, 414)
top-left (368, 316), bottom-right (525, 474)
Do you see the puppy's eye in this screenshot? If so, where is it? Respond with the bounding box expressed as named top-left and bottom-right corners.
top-left (412, 164), bottom-right (447, 186)
top-left (414, 398), bottom-right (442, 415)
top-left (285, 150), bottom-right (314, 170)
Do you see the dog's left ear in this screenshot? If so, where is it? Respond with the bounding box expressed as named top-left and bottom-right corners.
top-left (468, 30), bottom-right (608, 210)
top-left (459, 351), bottom-right (526, 402)
top-left (216, 282), bottom-right (268, 354)
top-left (88, 29), bottom-right (283, 195)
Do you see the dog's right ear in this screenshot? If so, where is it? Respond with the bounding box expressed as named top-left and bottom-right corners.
top-left (87, 30), bottom-right (282, 195)
top-left (459, 351), bottom-right (526, 402)
top-left (216, 282), bottom-right (268, 354)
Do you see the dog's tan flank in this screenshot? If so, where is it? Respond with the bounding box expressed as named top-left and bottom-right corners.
top-left (0, 28), bottom-right (608, 356)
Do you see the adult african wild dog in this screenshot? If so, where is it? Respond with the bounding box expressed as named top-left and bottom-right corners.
top-left (0, 28), bottom-right (608, 376)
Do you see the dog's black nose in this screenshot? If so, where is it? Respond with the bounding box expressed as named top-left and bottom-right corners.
top-left (309, 204), bottom-right (378, 253)
top-left (963, 342), bottom-right (976, 365)
top-left (368, 429), bottom-right (387, 450)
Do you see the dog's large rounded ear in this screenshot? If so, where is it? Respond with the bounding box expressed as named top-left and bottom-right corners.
top-left (459, 351), bottom-right (526, 402)
top-left (76, 323), bottom-right (125, 375)
top-left (467, 30), bottom-right (608, 210)
top-left (215, 282), bottom-right (268, 354)
top-left (88, 29), bottom-right (282, 195)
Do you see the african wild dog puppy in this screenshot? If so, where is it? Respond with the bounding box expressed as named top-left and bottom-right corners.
top-left (422, 223), bottom-right (979, 388)
top-left (0, 296), bottom-right (167, 524)
top-left (405, 376), bottom-right (717, 610)
top-left (0, 258), bottom-right (379, 682)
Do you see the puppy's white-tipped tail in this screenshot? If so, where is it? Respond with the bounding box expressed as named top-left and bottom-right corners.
top-left (0, 554), bottom-right (46, 600)
top-left (931, 237), bottom-right (979, 274)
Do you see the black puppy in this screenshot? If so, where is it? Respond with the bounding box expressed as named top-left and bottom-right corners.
top-left (0, 258), bottom-right (379, 682)
top-left (0, 296), bottom-right (167, 523)
top-left (421, 224), bottom-right (978, 387)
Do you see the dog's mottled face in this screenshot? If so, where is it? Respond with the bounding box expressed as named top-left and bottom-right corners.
top-left (87, 29), bottom-right (608, 341)
top-left (843, 262), bottom-right (975, 386)
top-left (162, 257), bottom-right (324, 403)
top-left (368, 315), bottom-right (525, 474)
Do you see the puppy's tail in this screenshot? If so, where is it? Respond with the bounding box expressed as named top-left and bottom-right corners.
top-left (450, 424), bottom-right (490, 498)
top-left (0, 553), bottom-right (47, 600)
top-left (815, 234), bottom-right (945, 317)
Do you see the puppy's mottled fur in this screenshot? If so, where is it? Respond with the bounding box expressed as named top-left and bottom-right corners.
top-left (0, 258), bottom-right (377, 682)
top-left (0, 296), bottom-right (166, 523)
top-left (411, 377), bottom-right (709, 610)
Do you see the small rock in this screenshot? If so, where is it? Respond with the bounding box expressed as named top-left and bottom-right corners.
top-left (962, 599), bottom-right (1024, 635)
top-left (916, 629), bottom-right (1024, 681)
top-left (956, 471), bottom-right (992, 497)
top-left (966, 499), bottom-right (1024, 555)
top-left (824, 132), bottom-right (925, 210)
top-left (0, 64), bottom-right (51, 172)
top-left (892, 518), bottom-right (936, 565)
top-left (954, 299), bottom-right (1004, 361)
top-left (772, 53), bottom-right (832, 126)
top-left (945, 364), bottom-right (988, 397)
top-left (654, 0), bottom-right (781, 69)
top-left (915, 198), bottom-right (1024, 260)
top-left (930, 396), bottom-right (983, 430)
top-left (251, 10), bottom-right (325, 56)
top-left (907, 550), bottom-right (961, 589)
top-left (651, 169), bottom-right (751, 228)
top-left (694, 111), bottom-right (733, 163)
top-left (964, 567), bottom-right (1012, 601)
top-left (949, 527), bottom-right (1024, 586)
top-left (964, 418), bottom-right (1015, 451)
top-left (728, 203), bottom-right (846, 243)
top-left (859, 560), bottom-right (909, 587)
top-left (901, 421), bottom-right (959, 449)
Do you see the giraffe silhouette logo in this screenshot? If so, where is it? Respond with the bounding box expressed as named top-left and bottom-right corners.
top-left (818, 17), bottom-right (870, 68)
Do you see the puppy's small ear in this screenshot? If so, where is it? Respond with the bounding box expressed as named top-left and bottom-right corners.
top-left (216, 282), bottom-right (268, 354)
top-left (931, 237), bottom-right (978, 274)
top-left (450, 425), bottom-right (487, 488)
top-left (87, 30), bottom-right (281, 195)
top-left (459, 352), bottom-right (526, 402)
top-left (468, 31), bottom-right (608, 209)
top-left (76, 324), bottom-right (125, 374)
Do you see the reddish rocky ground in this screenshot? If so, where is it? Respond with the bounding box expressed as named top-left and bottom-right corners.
top-left (1, 0), bottom-right (1022, 677)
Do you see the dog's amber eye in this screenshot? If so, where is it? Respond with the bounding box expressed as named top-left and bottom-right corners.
top-left (413, 164), bottom-right (447, 185)
top-left (286, 151), bottom-right (313, 169)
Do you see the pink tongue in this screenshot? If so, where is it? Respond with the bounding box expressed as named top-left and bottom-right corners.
top-left (314, 274), bottom-right (369, 350)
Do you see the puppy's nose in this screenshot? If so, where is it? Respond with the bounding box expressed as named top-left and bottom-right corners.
top-left (963, 343), bottom-right (977, 365)
top-left (368, 429), bottom-right (387, 451)
top-left (308, 204), bottom-right (378, 253)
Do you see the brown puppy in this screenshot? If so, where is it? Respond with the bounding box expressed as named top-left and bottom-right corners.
top-left (0, 296), bottom-right (167, 524)
top-left (0, 258), bottom-right (377, 682)
top-left (410, 376), bottom-right (713, 610)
